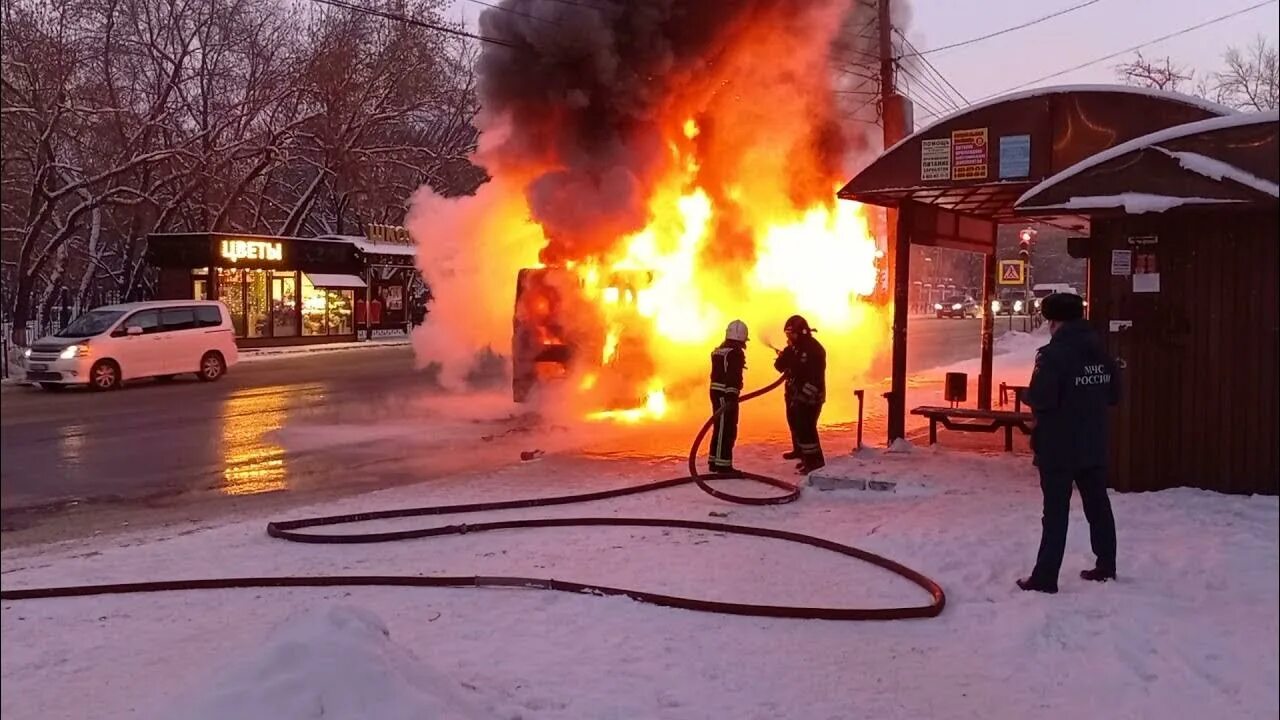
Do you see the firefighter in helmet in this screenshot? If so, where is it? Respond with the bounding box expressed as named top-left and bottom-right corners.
top-left (773, 314), bottom-right (826, 473)
top-left (708, 319), bottom-right (749, 474)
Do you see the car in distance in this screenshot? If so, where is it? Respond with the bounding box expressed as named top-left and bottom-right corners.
top-left (934, 296), bottom-right (980, 319)
top-left (23, 300), bottom-right (238, 391)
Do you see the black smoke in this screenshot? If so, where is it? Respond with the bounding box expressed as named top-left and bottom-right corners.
top-left (476, 0), bottom-right (876, 264)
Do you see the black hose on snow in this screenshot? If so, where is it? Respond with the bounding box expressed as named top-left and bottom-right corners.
top-left (1, 376), bottom-right (946, 621)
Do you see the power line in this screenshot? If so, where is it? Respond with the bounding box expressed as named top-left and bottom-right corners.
top-left (977, 0), bottom-right (1278, 100)
top-left (307, 0), bottom-right (522, 47)
top-left (894, 64), bottom-right (950, 118)
top-left (901, 85), bottom-right (949, 120)
top-left (513, 0), bottom-right (614, 10)
top-left (897, 63), bottom-right (960, 114)
top-left (897, 0), bottom-right (1105, 59)
top-left (465, 0), bottom-right (558, 25)
top-left (896, 31), bottom-right (969, 106)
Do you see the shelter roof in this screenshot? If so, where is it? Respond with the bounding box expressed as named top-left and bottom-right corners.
top-left (1015, 110), bottom-right (1279, 216)
top-left (838, 84), bottom-right (1233, 226)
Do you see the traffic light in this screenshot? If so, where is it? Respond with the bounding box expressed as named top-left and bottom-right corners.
top-left (1018, 228), bottom-right (1036, 263)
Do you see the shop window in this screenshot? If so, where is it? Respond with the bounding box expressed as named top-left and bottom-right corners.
top-left (301, 274), bottom-right (327, 336)
top-left (300, 275), bottom-right (356, 336)
top-left (217, 268), bottom-right (246, 336)
top-left (246, 269), bottom-right (269, 338)
top-left (327, 289), bottom-right (354, 335)
top-left (272, 271), bottom-right (299, 337)
top-left (191, 268), bottom-right (209, 300)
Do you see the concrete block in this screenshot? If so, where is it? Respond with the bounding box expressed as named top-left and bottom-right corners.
top-left (806, 470), bottom-right (900, 493)
top-left (808, 473), bottom-right (867, 491)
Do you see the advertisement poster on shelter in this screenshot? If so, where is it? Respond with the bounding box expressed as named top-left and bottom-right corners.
top-left (998, 134), bottom-right (1031, 178)
top-left (921, 138), bottom-right (951, 181)
top-left (951, 128), bottom-right (988, 180)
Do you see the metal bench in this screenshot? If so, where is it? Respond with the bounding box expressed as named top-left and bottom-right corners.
top-left (999, 383), bottom-right (1030, 412)
top-left (910, 406), bottom-right (1034, 452)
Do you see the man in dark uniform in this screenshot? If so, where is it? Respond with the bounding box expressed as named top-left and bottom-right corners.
top-left (708, 320), bottom-right (749, 474)
top-left (774, 315), bottom-right (826, 474)
top-left (1018, 293), bottom-right (1120, 594)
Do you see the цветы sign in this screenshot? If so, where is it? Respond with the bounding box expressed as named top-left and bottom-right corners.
top-left (220, 239), bottom-right (283, 263)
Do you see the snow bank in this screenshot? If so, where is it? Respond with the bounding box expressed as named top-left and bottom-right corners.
top-left (169, 605), bottom-right (491, 720)
top-left (918, 325), bottom-right (1048, 381)
top-left (237, 337), bottom-right (411, 363)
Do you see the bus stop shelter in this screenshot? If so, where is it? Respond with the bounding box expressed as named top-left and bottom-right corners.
top-left (837, 85), bottom-right (1230, 442)
top-left (1014, 110), bottom-right (1278, 494)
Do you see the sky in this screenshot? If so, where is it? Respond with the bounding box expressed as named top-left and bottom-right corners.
top-left (444, 0), bottom-right (1279, 113)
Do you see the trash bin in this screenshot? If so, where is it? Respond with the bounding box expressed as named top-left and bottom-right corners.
top-left (944, 372), bottom-right (967, 406)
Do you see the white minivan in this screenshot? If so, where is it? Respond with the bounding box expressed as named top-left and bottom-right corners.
top-left (23, 300), bottom-right (239, 391)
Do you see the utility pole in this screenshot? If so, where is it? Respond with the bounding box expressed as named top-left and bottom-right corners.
top-left (880, 0), bottom-right (914, 443)
top-left (878, 0), bottom-right (894, 123)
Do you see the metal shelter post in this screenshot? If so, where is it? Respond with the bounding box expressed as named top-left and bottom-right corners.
top-left (978, 242), bottom-right (997, 410)
top-left (887, 201), bottom-right (913, 442)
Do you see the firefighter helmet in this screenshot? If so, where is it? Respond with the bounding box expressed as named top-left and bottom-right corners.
top-left (784, 314), bottom-right (812, 335)
top-left (725, 319), bottom-right (749, 342)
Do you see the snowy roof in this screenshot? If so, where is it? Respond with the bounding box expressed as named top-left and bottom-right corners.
top-left (883, 84), bottom-right (1235, 158)
top-left (1016, 110), bottom-right (1279, 212)
top-left (312, 234), bottom-right (418, 257)
top-left (1016, 111), bottom-right (1279, 208)
top-left (1016, 193), bottom-right (1247, 215)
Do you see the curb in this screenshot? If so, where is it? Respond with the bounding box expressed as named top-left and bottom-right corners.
top-left (237, 339), bottom-right (412, 363)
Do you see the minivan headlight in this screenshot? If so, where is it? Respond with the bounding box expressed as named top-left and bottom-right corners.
top-left (59, 344), bottom-right (89, 360)
top-left (952, 303), bottom-right (962, 310)
top-left (23, 348), bottom-right (31, 359)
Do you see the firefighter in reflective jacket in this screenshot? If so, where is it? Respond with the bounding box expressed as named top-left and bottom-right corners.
top-left (774, 314), bottom-right (826, 474)
top-left (708, 320), bottom-right (749, 474)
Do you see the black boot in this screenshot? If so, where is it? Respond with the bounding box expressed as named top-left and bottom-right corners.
top-left (1016, 576), bottom-right (1058, 594)
top-left (1080, 567), bottom-right (1116, 582)
top-left (782, 450), bottom-right (801, 460)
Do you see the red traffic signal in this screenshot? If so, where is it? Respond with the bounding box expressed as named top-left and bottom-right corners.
top-left (1018, 227), bottom-right (1035, 262)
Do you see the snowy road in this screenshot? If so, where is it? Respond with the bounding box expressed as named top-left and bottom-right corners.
top-left (0, 318), bottom-right (1006, 539)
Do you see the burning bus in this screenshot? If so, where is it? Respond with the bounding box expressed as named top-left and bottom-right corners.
top-left (512, 266), bottom-right (658, 407)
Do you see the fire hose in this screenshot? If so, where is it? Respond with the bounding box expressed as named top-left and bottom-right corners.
top-left (0, 376), bottom-right (946, 621)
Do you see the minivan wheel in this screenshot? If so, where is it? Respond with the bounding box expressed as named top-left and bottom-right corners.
top-left (199, 352), bottom-right (226, 382)
top-left (90, 360), bottom-right (121, 391)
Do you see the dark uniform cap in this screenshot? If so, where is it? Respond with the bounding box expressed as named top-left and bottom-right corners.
top-left (1040, 293), bottom-right (1084, 322)
top-left (784, 315), bottom-right (812, 334)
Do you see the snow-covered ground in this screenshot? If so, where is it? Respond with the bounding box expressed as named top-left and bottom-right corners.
top-left (3, 326), bottom-right (1276, 719)
top-left (3, 441), bottom-right (1277, 719)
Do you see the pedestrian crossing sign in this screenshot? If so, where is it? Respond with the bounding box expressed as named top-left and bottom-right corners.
top-left (999, 259), bottom-right (1025, 285)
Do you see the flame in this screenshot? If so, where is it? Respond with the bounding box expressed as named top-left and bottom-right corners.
top-left (557, 115), bottom-right (884, 424)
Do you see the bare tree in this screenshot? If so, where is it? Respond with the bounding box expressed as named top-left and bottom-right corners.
top-left (1, 0), bottom-right (483, 342)
top-left (1114, 52), bottom-right (1196, 92)
top-left (1215, 35), bottom-right (1279, 111)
